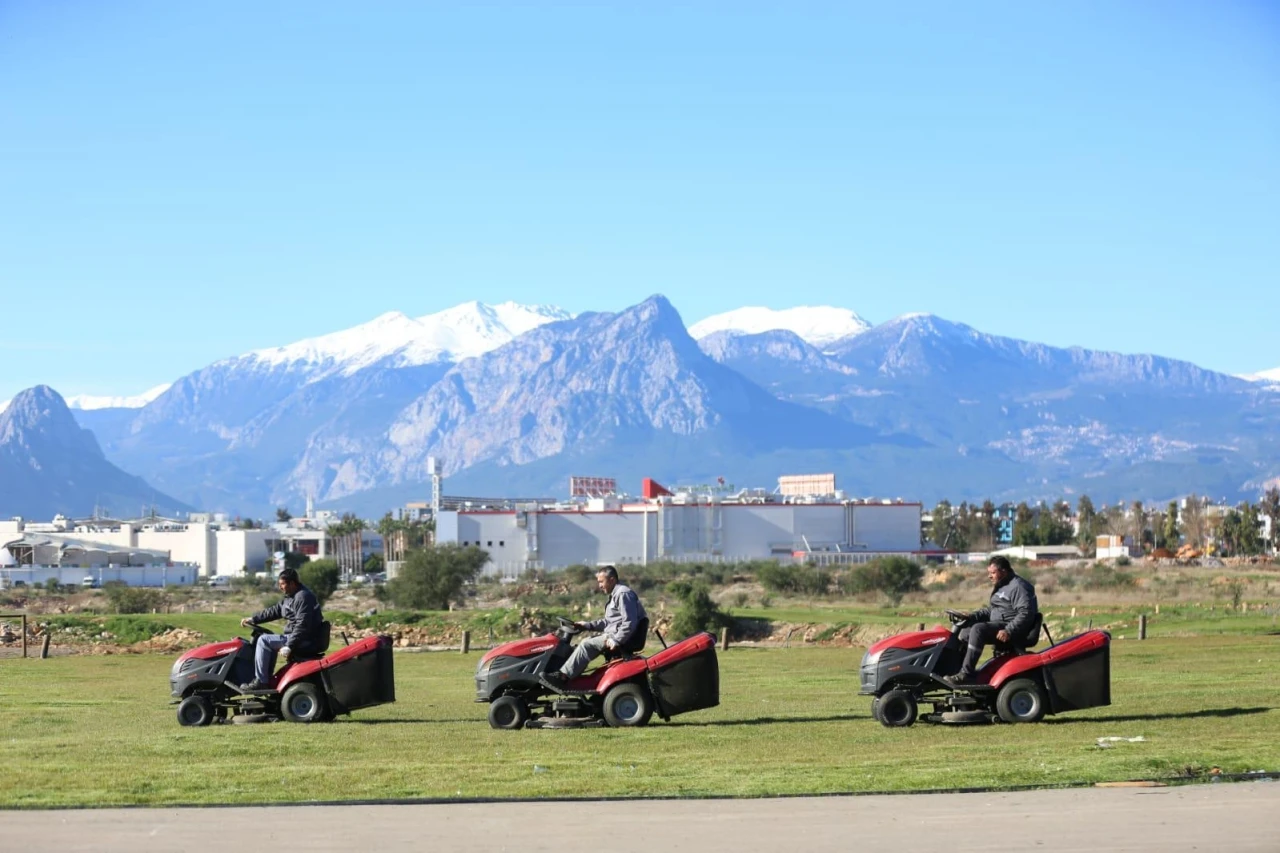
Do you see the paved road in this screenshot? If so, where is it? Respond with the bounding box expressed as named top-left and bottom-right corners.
top-left (2, 783), bottom-right (1276, 852)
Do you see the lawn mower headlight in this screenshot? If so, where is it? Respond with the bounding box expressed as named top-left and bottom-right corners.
top-left (862, 649), bottom-right (883, 668)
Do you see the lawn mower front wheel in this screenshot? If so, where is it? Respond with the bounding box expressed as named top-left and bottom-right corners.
top-left (876, 689), bottom-right (918, 728)
top-left (177, 694), bottom-right (215, 727)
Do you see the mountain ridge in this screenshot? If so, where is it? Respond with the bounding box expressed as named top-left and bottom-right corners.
top-left (0, 386), bottom-right (190, 519)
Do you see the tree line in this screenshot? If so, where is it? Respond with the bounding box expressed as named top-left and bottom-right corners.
top-left (928, 486), bottom-right (1279, 557)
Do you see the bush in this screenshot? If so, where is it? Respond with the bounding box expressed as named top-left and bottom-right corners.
top-left (387, 545), bottom-right (488, 610)
top-left (845, 557), bottom-right (923, 604)
top-left (104, 585), bottom-right (166, 615)
top-left (667, 579), bottom-right (733, 640)
top-left (102, 616), bottom-right (174, 644)
top-left (1083, 563), bottom-right (1136, 589)
top-left (232, 575), bottom-right (271, 592)
top-left (562, 564), bottom-right (596, 585)
top-left (299, 558), bottom-right (340, 605)
top-left (756, 563), bottom-right (831, 595)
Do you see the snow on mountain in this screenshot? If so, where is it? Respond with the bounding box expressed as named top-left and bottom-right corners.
top-left (688, 306), bottom-right (871, 347)
top-left (1238, 366), bottom-right (1280, 383)
top-left (241, 301), bottom-right (573, 377)
top-left (66, 383), bottom-right (174, 411)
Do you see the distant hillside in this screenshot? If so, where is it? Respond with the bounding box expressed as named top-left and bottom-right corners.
top-left (0, 386), bottom-right (190, 519)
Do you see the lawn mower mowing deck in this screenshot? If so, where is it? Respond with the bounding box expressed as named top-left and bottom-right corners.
top-left (476, 618), bottom-right (719, 729)
top-left (859, 609), bottom-right (1111, 727)
top-left (170, 623), bottom-right (395, 726)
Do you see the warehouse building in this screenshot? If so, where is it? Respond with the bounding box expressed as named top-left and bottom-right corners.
top-left (436, 480), bottom-right (923, 578)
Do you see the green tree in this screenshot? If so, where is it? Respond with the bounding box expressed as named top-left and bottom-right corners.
top-left (667, 579), bottom-right (733, 640)
top-left (1180, 495), bottom-right (1206, 550)
top-left (327, 513), bottom-right (367, 578)
top-left (275, 507), bottom-right (292, 522)
top-left (1239, 502), bottom-right (1263, 556)
top-left (298, 558), bottom-right (341, 605)
top-left (1163, 501), bottom-right (1180, 550)
top-left (282, 551), bottom-right (309, 572)
top-left (927, 500), bottom-right (953, 549)
top-left (968, 499), bottom-right (997, 551)
top-left (387, 544), bottom-right (488, 610)
top-left (1076, 495), bottom-right (1097, 551)
top-left (1012, 502), bottom-right (1037, 546)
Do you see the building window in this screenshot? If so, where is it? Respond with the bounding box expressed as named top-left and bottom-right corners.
top-left (487, 541), bottom-right (493, 547)
top-left (499, 540), bottom-right (505, 547)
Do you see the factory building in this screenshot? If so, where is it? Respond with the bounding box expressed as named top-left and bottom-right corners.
top-left (435, 479), bottom-right (923, 578)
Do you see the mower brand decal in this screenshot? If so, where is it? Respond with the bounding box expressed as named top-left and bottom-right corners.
top-left (530, 644), bottom-right (555, 653)
top-left (922, 637), bottom-right (945, 645)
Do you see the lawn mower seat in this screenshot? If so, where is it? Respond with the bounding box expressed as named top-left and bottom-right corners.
top-left (994, 613), bottom-right (1042, 655)
top-left (289, 621), bottom-right (332, 663)
top-left (603, 618), bottom-right (649, 661)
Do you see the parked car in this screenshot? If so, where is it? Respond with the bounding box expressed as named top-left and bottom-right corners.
top-left (207, 576), bottom-right (231, 588)
top-left (81, 576), bottom-right (98, 589)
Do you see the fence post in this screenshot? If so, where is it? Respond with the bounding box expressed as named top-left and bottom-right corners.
top-left (1138, 613), bottom-right (1147, 640)
top-left (719, 627), bottom-right (729, 650)
top-left (917, 622), bottom-right (925, 631)
top-left (461, 630), bottom-right (471, 654)
top-left (21, 615), bottom-right (27, 659)
top-left (40, 632), bottom-right (51, 659)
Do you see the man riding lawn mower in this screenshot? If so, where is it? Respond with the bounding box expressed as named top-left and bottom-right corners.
top-left (476, 566), bottom-right (721, 728)
top-left (859, 557), bottom-right (1111, 726)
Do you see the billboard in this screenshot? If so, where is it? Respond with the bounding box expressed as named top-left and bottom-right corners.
top-left (777, 473), bottom-right (837, 497)
top-left (569, 476), bottom-right (617, 498)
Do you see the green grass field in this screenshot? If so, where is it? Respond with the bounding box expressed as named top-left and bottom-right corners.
top-left (1, 633), bottom-right (1278, 808)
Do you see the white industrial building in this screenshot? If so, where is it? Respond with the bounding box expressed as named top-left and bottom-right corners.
top-left (0, 529), bottom-right (199, 588)
top-left (0, 511), bottom-right (383, 585)
top-left (436, 495), bottom-right (924, 578)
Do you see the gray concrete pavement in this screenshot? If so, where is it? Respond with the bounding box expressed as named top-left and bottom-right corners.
top-left (1, 783), bottom-right (1276, 852)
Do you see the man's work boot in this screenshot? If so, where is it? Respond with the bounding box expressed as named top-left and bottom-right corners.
top-left (942, 671), bottom-right (977, 688)
top-left (239, 679), bottom-right (269, 693)
top-left (542, 671), bottom-right (569, 690)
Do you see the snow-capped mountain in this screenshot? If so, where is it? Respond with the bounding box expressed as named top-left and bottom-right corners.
top-left (242, 301), bottom-right (573, 380)
top-left (66, 383), bottom-right (173, 411)
top-left (43, 295), bottom-right (1280, 517)
top-left (688, 306), bottom-right (871, 348)
top-left (1239, 366), bottom-right (1280, 384)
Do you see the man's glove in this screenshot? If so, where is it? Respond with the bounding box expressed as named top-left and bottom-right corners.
top-left (280, 646), bottom-right (291, 662)
top-left (240, 617), bottom-right (254, 628)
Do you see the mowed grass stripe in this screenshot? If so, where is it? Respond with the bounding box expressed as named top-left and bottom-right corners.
top-left (0, 635), bottom-right (1277, 806)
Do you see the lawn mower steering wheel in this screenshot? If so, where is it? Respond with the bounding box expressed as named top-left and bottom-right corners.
top-left (945, 609), bottom-right (970, 624)
top-left (557, 617), bottom-right (581, 635)
top-left (250, 624), bottom-right (275, 640)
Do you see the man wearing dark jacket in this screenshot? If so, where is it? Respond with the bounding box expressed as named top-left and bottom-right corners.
top-left (238, 567), bottom-right (323, 691)
top-left (944, 555), bottom-right (1038, 686)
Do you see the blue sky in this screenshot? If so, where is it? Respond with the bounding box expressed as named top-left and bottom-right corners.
top-left (1, 2), bottom-right (1276, 400)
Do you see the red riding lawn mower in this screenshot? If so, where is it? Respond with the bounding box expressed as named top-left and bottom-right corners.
top-left (859, 610), bottom-right (1111, 727)
top-left (170, 622), bottom-right (395, 725)
top-left (476, 617), bottom-right (720, 729)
